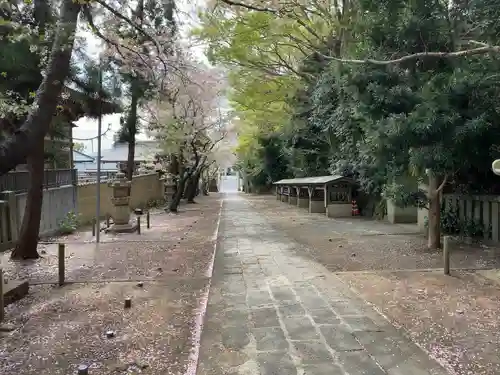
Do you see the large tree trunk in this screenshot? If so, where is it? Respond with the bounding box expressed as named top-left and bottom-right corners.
top-left (169, 172), bottom-right (189, 212)
top-left (427, 171), bottom-right (442, 249)
top-left (0, 0), bottom-right (80, 175)
top-left (11, 140), bottom-right (45, 259)
top-left (185, 171), bottom-right (201, 203)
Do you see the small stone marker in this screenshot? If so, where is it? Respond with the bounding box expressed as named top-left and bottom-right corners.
top-left (106, 330), bottom-right (115, 338)
top-left (77, 364), bottom-right (89, 375)
top-left (124, 298), bottom-right (132, 309)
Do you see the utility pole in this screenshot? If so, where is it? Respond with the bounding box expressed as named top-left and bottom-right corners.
top-left (95, 64), bottom-right (103, 243)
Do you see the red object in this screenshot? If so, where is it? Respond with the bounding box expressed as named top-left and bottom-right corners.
top-left (351, 200), bottom-right (359, 216)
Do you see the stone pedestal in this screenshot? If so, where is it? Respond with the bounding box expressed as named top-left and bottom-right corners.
top-left (327, 203), bottom-right (352, 218)
top-left (387, 199), bottom-right (417, 224)
top-left (162, 173), bottom-right (176, 208)
top-left (106, 172), bottom-right (136, 233)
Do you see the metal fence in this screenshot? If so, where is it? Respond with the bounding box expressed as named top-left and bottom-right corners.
top-left (0, 169), bottom-right (77, 193)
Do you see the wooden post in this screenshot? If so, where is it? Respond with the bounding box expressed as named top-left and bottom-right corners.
top-left (92, 218), bottom-right (96, 236)
top-left (58, 243), bottom-right (65, 286)
top-left (137, 216), bottom-right (141, 234)
top-left (443, 235), bottom-right (450, 275)
top-left (106, 215), bottom-right (110, 228)
top-left (0, 268), bottom-right (4, 322)
top-left (146, 211), bottom-right (150, 229)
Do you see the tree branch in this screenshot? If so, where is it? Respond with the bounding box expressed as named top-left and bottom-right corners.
top-left (323, 45), bottom-right (500, 65)
top-left (436, 174), bottom-right (448, 194)
top-left (218, 0), bottom-right (277, 13)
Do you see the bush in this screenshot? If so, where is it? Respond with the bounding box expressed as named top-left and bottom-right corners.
top-left (58, 211), bottom-right (80, 235)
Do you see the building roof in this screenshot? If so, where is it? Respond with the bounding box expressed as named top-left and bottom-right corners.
top-left (94, 141), bottom-right (162, 163)
top-left (73, 149), bottom-right (95, 163)
top-left (274, 175), bottom-right (354, 185)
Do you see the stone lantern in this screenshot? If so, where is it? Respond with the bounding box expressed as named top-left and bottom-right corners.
top-left (162, 172), bottom-right (176, 207)
top-left (106, 172), bottom-right (136, 233)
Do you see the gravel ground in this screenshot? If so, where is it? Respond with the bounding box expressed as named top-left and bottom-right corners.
top-left (247, 195), bottom-right (500, 271)
top-left (0, 195), bottom-right (222, 375)
top-left (339, 270), bottom-right (500, 375)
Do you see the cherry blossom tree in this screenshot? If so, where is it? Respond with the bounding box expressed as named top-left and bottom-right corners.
top-left (146, 56), bottom-right (230, 211)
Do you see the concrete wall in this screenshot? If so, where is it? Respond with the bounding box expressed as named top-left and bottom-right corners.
top-left (78, 173), bottom-right (163, 224)
top-left (1, 173), bottom-right (165, 243)
top-left (309, 200), bottom-right (325, 213)
top-left (386, 199), bottom-right (418, 224)
top-left (16, 185), bottom-right (76, 236)
top-left (326, 203), bottom-right (352, 218)
top-left (298, 198), bottom-right (309, 208)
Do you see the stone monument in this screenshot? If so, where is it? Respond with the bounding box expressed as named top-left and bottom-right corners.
top-left (162, 172), bottom-right (176, 208)
top-left (106, 172), bottom-right (136, 233)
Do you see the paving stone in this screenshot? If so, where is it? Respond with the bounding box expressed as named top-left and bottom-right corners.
top-left (257, 352), bottom-right (298, 375)
top-left (330, 300), bottom-right (365, 316)
top-left (298, 295), bottom-right (331, 310)
top-left (270, 286), bottom-right (297, 302)
top-left (221, 281), bottom-right (247, 296)
top-left (308, 309), bottom-right (341, 325)
top-left (251, 307), bottom-right (281, 328)
top-left (278, 303), bottom-right (306, 317)
top-left (320, 324), bottom-right (363, 351)
top-left (292, 341), bottom-right (333, 364)
top-left (282, 316), bottom-right (320, 341)
top-left (302, 363), bottom-right (344, 375)
top-left (198, 195), bottom-right (448, 375)
top-left (343, 316), bottom-right (382, 332)
top-left (387, 359), bottom-right (435, 375)
top-left (247, 290), bottom-right (274, 307)
top-left (252, 327), bottom-right (289, 352)
top-left (222, 325), bottom-right (251, 350)
top-left (337, 350), bottom-right (387, 375)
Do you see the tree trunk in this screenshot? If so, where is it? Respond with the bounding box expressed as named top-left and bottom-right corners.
top-left (169, 173), bottom-right (189, 212)
top-left (427, 172), bottom-right (441, 249)
top-left (0, 0), bottom-right (80, 175)
top-left (185, 172), bottom-right (201, 203)
top-left (125, 84), bottom-right (140, 181)
top-left (11, 139), bottom-right (45, 259)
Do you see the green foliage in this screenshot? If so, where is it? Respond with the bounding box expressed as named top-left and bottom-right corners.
top-left (196, 0), bottom-right (500, 203)
top-left (58, 211), bottom-right (80, 235)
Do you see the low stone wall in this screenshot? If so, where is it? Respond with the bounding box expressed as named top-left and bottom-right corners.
top-left (326, 203), bottom-right (352, 218)
top-left (78, 173), bottom-right (163, 224)
top-left (289, 196), bottom-right (298, 205)
top-left (386, 199), bottom-right (417, 224)
top-left (309, 200), bottom-right (325, 213)
top-left (298, 198), bottom-right (309, 208)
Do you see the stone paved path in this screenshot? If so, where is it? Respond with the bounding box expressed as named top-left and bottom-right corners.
top-left (197, 195), bottom-right (449, 375)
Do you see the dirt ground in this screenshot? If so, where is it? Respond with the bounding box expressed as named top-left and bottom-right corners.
top-left (340, 271), bottom-right (500, 375)
top-left (248, 194), bottom-right (500, 375)
top-left (247, 195), bottom-right (500, 271)
top-left (0, 195), bottom-right (222, 375)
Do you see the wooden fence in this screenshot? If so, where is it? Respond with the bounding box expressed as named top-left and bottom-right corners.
top-left (442, 194), bottom-right (500, 242)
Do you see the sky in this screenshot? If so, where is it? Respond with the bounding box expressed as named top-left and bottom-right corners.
top-left (73, 0), bottom-right (209, 154)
